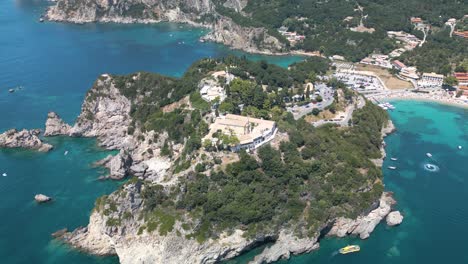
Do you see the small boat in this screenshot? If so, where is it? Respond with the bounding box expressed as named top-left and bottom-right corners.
top-left (64, 151), bottom-right (69, 156)
top-left (2, 173), bottom-right (7, 177)
top-left (390, 157), bottom-right (398, 161)
top-left (39, 18), bottom-right (44, 22)
top-left (426, 153), bottom-right (432, 158)
top-left (339, 245), bottom-right (360, 254)
top-left (458, 146), bottom-right (462, 150)
top-left (8, 89), bottom-right (14, 93)
top-left (388, 166), bottom-right (397, 170)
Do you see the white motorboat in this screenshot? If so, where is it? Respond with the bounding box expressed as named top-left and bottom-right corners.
top-left (2, 173), bottom-right (7, 177)
top-left (390, 157), bottom-right (398, 161)
top-left (388, 166), bottom-right (397, 170)
top-left (426, 153), bottom-right (432, 158)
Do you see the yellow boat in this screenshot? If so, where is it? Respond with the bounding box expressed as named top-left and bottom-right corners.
top-left (339, 245), bottom-right (360, 254)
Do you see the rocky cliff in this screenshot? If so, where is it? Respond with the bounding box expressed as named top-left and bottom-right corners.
top-left (201, 16), bottom-right (285, 54)
top-left (327, 192), bottom-right (400, 239)
top-left (57, 183), bottom-right (399, 264)
top-left (45, 0), bottom-right (285, 54)
top-left (46, 0), bottom-right (214, 24)
top-left (0, 128), bottom-right (53, 152)
top-left (44, 111), bottom-right (72, 136)
top-left (47, 74), bottom-right (172, 181)
top-left (56, 183), bottom-right (280, 263)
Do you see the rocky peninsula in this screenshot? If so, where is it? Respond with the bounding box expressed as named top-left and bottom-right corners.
top-left (44, 0), bottom-right (286, 54)
top-left (46, 58), bottom-right (402, 264)
top-left (0, 128), bottom-right (53, 152)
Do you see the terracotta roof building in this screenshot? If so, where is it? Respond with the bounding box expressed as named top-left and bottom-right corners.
top-left (454, 72), bottom-right (468, 94)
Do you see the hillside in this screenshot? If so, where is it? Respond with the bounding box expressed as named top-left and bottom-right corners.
top-left (47, 57), bottom-right (400, 263)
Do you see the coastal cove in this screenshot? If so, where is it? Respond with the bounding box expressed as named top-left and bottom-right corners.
top-left (0, 1), bottom-right (467, 264)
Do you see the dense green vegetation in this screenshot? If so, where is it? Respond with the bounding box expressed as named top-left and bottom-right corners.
top-left (216, 0), bottom-right (466, 65)
top-left (399, 29), bottom-right (468, 75)
top-left (94, 57), bottom-right (391, 242)
top-left (137, 102), bottom-right (388, 239)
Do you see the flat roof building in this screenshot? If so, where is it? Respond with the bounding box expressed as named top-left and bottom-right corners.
top-left (418, 72), bottom-right (444, 88)
top-left (205, 114), bottom-right (277, 151)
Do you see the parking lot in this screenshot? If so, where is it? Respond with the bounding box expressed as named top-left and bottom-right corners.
top-left (287, 83), bottom-right (334, 119)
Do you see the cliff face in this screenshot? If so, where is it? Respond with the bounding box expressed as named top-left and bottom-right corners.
top-left (47, 74), bottom-right (172, 181)
top-left (45, 0), bottom-right (285, 54)
top-left (201, 16), bottom-right (285, 54)
top-left (58, 183), bottom-right (319, 264)
top-left (69, 74), bottom-right (133, 150)
top-left (58, 182), bottom-right (399, 264)
top-left (46, 0), bottom-right (214, 24)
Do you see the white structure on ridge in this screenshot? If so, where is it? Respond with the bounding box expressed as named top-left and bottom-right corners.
top-left (199, 70), bottom-right (234, 103)
top-left (204, 114), bottom-right (277, 152)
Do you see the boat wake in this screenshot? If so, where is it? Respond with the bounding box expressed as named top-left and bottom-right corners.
top-left (423, 163), bottom-right (439, 172)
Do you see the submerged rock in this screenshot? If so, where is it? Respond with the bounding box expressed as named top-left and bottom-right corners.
top-left (0, 129), bottom-right (53, 152)
top-left (44, 111), bottom-right (72, 136)
top-left (52, 228), bottom-right (68, 238)
top-left (35, 194), bottom-right (52, 203)
top-left (386, 211), bottom-right (403, 226)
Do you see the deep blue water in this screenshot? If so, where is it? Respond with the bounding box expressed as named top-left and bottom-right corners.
top-left (1, 0), bottom-right (467, 264)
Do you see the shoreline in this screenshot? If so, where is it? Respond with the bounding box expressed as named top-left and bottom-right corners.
top-left (44, 15), bottom-right (325, 59)
top-left (371, 93), bottom-right (468, 110)
top-left (387, 96), bottom-right (468, 109)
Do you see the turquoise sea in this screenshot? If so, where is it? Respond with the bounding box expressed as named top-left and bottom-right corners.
top-left (229, 100), bottom-right (468, 264)
top-left (1, 1), bottom-right (467, 264)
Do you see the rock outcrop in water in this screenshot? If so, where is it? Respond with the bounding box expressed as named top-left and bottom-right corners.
top-left (386, 211), bottom-right (403, 226)
top-left (44, 111), bottom-right (72, 136)
top-left (327, 192), bottom-right (398, 239)
top-left (0, 129), bottom-right (53, 152)
top-left (35, 194), bottom-right (52, 203)
top-left (44, 0), bottom-right (285, 54)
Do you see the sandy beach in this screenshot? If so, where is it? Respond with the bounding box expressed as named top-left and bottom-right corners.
top-left (370, 90), bottom-right (468, 109)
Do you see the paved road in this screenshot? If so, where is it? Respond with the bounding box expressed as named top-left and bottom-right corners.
top-left (312, 95), bottom-right (365, 127)
top-left (287, 83), bottom-right (334, 120)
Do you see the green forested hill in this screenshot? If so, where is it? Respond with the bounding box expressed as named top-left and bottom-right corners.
top-left (216, 0), bottom-right (467, 66)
